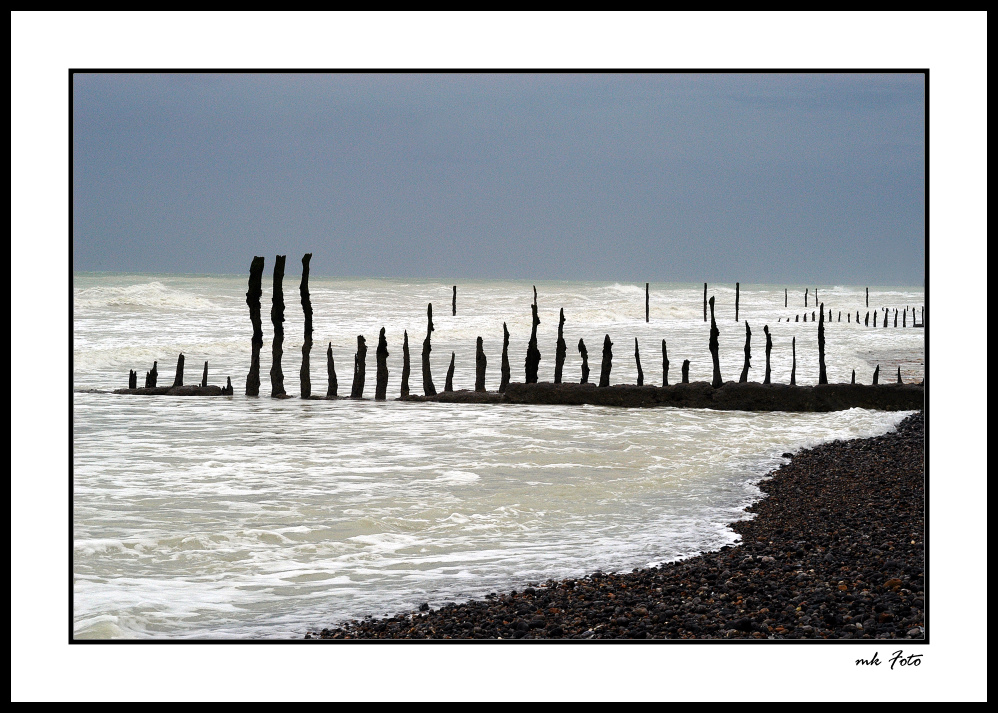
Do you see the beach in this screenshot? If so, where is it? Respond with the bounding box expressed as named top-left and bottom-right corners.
top-left (308, 410), bottom-right (924, 640)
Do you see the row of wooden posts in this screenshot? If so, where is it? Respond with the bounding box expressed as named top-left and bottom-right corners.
top-left (224, 255), bottom-right (911, 400)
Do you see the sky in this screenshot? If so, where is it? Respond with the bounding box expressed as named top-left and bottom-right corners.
top-left (73, 72), bottom-right (925, 285)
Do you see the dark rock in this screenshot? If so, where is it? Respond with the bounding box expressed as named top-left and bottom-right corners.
top-left (375, 327), bottom-right (389, 400)
top-left (270, 255), bottom-right (287, 398)
top-left (422, 304), bottom-right (436, 396)
top-left (245, 256), bottom-right (265, 396)
top-left (350, 335), bottom-right (367, 399)
top-left (578, 338), bottom-right (590, 384)
top-left (598, 334), bottom-right (613, 388)
top-left (300, 253), bottom-right (313, 399)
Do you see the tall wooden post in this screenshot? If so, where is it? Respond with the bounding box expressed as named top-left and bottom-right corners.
top-left (500, 322), bottom-right (511, 393)
top-left (709, 296), bottom-right (722, 388)
top-left (578, 338), bottom-right (589, 384)
top-left (635, 338), bottom-right (644, 386)
top-left (300, 253), bottom-right (313, 399)
top-left (645, 283), bottom-right (649, 323)
top-left (375, 327), bottom-right (389, 400)
top-left (245, 256), bottom-right (264, 396)
top-left (598, 335), bottom-right (613, 388)
top-left (422, 303), bottom-right (436, 396)
top-left (818, 303), bottom-right (827, 385)
top-left (270, 254), bottom-right (287, 398)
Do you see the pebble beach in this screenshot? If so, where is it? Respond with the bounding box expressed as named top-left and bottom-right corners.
top-left (308, 411), bottom-right (925, 640)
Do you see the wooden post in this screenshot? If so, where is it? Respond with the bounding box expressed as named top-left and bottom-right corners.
top-left (299, 253), bottom-right (313, 399)
top-left (500, 322), bottom-right (511, 393)
top-left (763, 325), bottom-right (772, 384)
top-left (703, 283), bottom-right (707, 322)
top-left (400, 332), bottom-right (409, 399)
top-left (851, 369), bottom-right (855, 384)
top-left (224, 376), bottom-right (233, 395)
top-left (422, 303), bottom-right (436, 396)
top-left (662, 339), bottom-right (670, 386)
top-left (326, 342), bottom-right (338, 398)
top-left (452, 285), bottom-right (456, 316)
top-left (201, 361), bottom-right (208, 388)
top-left (525, 302), bottom-right (541, 383)
top-left (645, 283), bottom-right (649, 323)
top-left (598, 335), bottom-right (613, 388)
top-left (872, 364), bottom-right (880, 385)
top-left (554, 308), bottom-right (566, 384)
top-left (735, 282), bottom-right (740, 321)
top-left (790, 338), bottom-right (796, 386)
top-left (681, 359), bottom-right (690, 383)
top-left (709, 296), bottom-right (722, 388)
top-left (578, 338), bottom-right (589, 384)
top-left (897, 366), bottom-right (903, 384)
top-left (375, 327), bottom-right (389, 400)
top-left (874, 310), bottom-right (878, 328)
top-left (805, 288), bottom-right (808, 308)
top-left (866, 287), bottom-right (869, 307)
top-left (785, 288), bottom-right (787, 308)
top-left (635, 338), bottom-right (643, 386)
top-left (475, 337), bottom-right (486, 392)
top-left (245, 256), bottom-right (264, 396)
top-left (739, 321), bottom-right (751, 383)
top-left (444, 352), bottom-right (455, 392)
top-left (350, 335), bottom-right (367, 398)
top-left (148, 360), bottom-right (158, 388)
top-left (128, 370), bottom-right (137, 390)
top-left (173, 353), bottom-right (185, 388)
top-left (818, 303), bottom-right (827, 385)
top-left (270, 254), bottom-right (287, 398)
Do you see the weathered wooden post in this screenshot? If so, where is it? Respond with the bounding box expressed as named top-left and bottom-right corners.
top-left (351, 335), bottom-right (367, 398)
top-left (635, 338), bottom-right (644, 386)
top-left (245, 256), bottom-right (265, 396)
top-left (735, 282), bottom-right (740, 321)
top-left (874, 310), bottom-right (878, 328)
top-left (326, 342), bottom-right (338, 398)
top-left (851, 369), bottom-right (856, 384)
top-left (795, 314), bottom-right (799, 322)
top-left (444, 352), bottom-right (455, 392)
top-left (201, 361), bottom-right (208, 388)
top-left (173, 353), bottom-right (185, 388)
top-left (578, 338), bottom-right (590, 384)
top-left (785, 288), bottom-right (788, 308)
top-left (422, 303), bottom-right (436, 396)
top-left (681, 359), bottom-right (690, 383)
top-left (805, 288), bottom-right (808, 308)
top-left (554, 308), bottom-right (567, 384)
top-left (739, 321), bottom-right (751, 383)
top-left (897, 366), bottom-right (903, 384)
top-left (500, 323), bottom-right (511, 393)
top-left (837, 311), bottom-right (841, 322)
top-left (703, 283), bottom-right (707, 322)
top-left (708, 296), bottom-right (722, 388)
top-left (662, 339), bottom-right (670, 386)
top-left (818, 303), bottom-right (827, 385)
top-left (903, 308), bottom-right (907, 328)
top-left (375, 327), bottom-right (389, 400)
top-left (866, 287), bottom-right (869, 307)
top-left (300, 253), bottom-right (313, 399)
top-left (525, 302), bottom-right (541, 384)
top-left (883, 308), bottom-right (888, 329)
top-left (452, 286), bottom-right (457, 316)
top-left (146, 361), bottom-right (158, 388)
top-left (475, 337), bottom-right (486, 392)
top-left (645, 283), bottom-right (650, 323)
top-left (864, 311), bottom-right (869, 327)
top-left (270, 255), bottom-right (287, 398)
top-left (812, 311), bottom-right (815, 322)
top-left (894, 309), bottom-right (898, 327)
top-left (803, 312), bottom-right (807, 323)
top-left (223, 377), bottom-right (233, 395)
top-left (763, 325), bottom-right (772, 384)
top-left (790, 338), bottom-right (796, 386)
top-left (400, 332), bottom-right (409, 399)
top-left (598, 335), bottom-right (613, 387)
top-left (128, 370), bottom-right (137, 390)
top-left (872, 364), bottom-right (880, 385)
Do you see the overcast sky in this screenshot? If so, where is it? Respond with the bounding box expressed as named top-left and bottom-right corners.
top-left (73, 72), bottom-right (925, 284)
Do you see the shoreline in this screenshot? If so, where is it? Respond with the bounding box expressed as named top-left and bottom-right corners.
top-left (307, 411), bottom-right (924, 640)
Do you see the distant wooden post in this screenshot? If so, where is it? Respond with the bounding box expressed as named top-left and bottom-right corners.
top-left (735, 282), bottom-right (740, 321)
top-left (422, 304), bottom-right (436, 396)
top-left (578, 338), bottom-right (590, 384)
top-left (738, 321), bottom-right (751, 383)
top-left (444, 352), bottom-right (456, 392)
top-left (245, 256), bottom-right (265, 396)
top-left (851, 369), bottom-right (855, 384)
top-left (350, 335), bottom-right (367, 398)
top-left (662, 339), bottom-right (670, 386)
top-left (598, 335), bottom-right (613, 388)
top-left (375, 327), bottom-right (389, 400)
top-left (400, 332), bottom-right (409, 399)
top-left (818, 303), bottom-right (827, 385)
top-left (872, 364), bottom-right (880, 385)
top-left (475, 337), bottom-right (486, 392)
top-left (173, 353), bottom-right (185, 388)
top-left (148, 360), bottom-right (158, 388)
top-left (874, 310), bottom-right (878, 328)
top-left (128, 370), bottom-right (137, 390)
top-left (865, 311), bottom-right (869, 327)
top-left (897, 366), bottom-right (903, 384)
top-left (500, 322), bottom-right (511, 393)
top-left (703, 283), bottom-right (707, 322)
top-left (645, 283), bottom-right (649, 323)
top-left (790, 338), bottom-right (796, 386)
top-left (326, 342), bottom-right (338, 398)
top-left (805, 288), bottom-right (808, 308)
top-left (903, 308), bottom-right (907, 327)
top-left (270, 254), bottom-right (287, 398)
top-left (201, 361), bottom-right (208, 388)
top-left (681, 359), bottom-right (690, 383)
top-left (785, 288), bottom-right (788, 308)
top-left (763, 325), bottom-right (772, 384)
top-left (837, 311), bottom-right (841, 322)
top-left (866, 287), bottom-right (869, 307)
top-left (635, 338), bottom-right (644, 386)
top-left (452, 286), bottom-right (457, 316)
top-left (525, 302), bottom-right (541, 384)
top-left (554, 308), bottom-right (567, 384)
top-left (223, 377), bottom-right (233, 395)
top-left (300, 253), bottom-right (313, 399)
top-left (709, 296), bottom-right (722, 388)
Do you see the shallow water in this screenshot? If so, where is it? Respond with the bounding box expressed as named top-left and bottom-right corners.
top-left (73, 274), bottom-right (923, 638)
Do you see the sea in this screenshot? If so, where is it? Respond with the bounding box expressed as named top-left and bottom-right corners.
top-left (72, 274), bottom-right (925, 639)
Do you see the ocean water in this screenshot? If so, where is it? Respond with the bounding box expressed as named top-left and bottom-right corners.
top-left (73, 274), bottom-right (924, 638)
